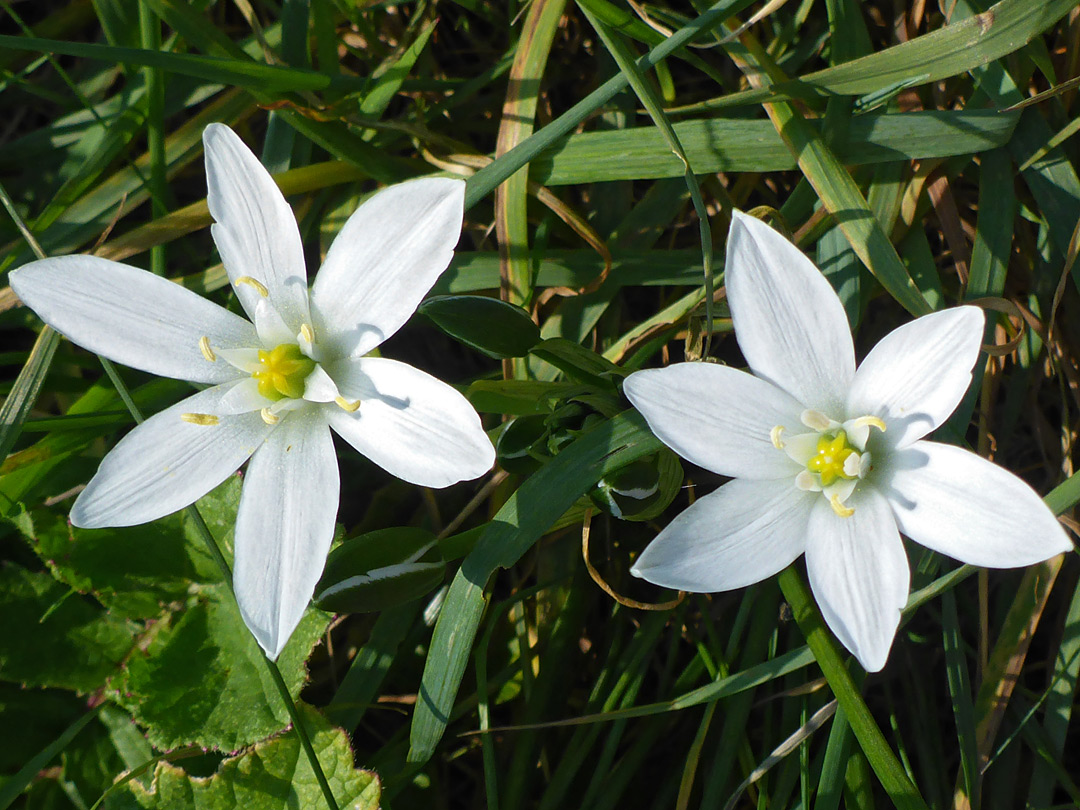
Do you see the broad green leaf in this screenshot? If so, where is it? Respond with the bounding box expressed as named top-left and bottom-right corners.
top-left (419, 295), bottom-right (541, 358)
top-left (314, 528), bottom-right (445, 614)
top-left (107, 583), bottom-right (329, 751)
top-left (101, 706), bottom-right (379, 810)
top-left (467, 379), bottom-right (585, 415)
top-left (0, 563), bottom-right (135, 692)
top-left (530, 111), bottom-right (1017, 186)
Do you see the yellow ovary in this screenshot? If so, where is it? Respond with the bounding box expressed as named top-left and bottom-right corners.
top-left (806, 431), bottom-right (858, 487)
top-left (253, 344), bottom-right (315, 400)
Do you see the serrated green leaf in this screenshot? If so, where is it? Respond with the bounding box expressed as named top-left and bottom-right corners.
top-left (0, 563), bottom-right (135, 692)
top-left (101, 706), bottom-right (379, 810)
top-left (106, 584), bottom-right (329, 752)
top-left (419, 295), bottom-right (541, 358)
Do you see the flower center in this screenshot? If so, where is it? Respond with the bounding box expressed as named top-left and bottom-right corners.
top-left (771, 411), bottom-right (886, 518)
top-left (806, 430), bottom-right (859, 487)
top-left (253, 343), bottom-right (315, 401)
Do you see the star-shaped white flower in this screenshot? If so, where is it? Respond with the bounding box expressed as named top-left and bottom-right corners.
top-left (11, 123), bottom-right (495, 660)
top-left (624, 210), bottom-right (1072, 672)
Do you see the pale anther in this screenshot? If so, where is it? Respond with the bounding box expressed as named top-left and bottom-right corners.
top-left (235, 275), bottom-right (269, 297)
top-left (180, 413), bottom-right (220, 426)
top-left (842, 454), bottom-right (862, 478)
top-left (300, 323), bottom-right (315, 344)
top-left (770, 425), bottom-right (786, 449)
top-left (850, 415), bottom-right (887, 433)
top-left (829, 494), bottom-right (855, 518)
top-left (334, 396), bottom-right (361, 413)
top-left (795, 470), bottom-right (819, 491)
top-left (260, 408), bottom-right (280, 425)
top-left (198, 336), bottom-right (216, 362)
top-left (800, 409), bottom-right (833, 431)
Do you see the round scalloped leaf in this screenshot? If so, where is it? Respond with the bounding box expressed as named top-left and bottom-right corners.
top-left (107, 583), bottom-right (330, 752)
top-left (102, 706), bottom-right (379, 810)
top-left (0, 562), bottom-right (136, 692)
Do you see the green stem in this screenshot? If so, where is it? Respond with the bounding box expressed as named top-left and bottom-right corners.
top-left (777, 566), bottom-right (929, 810)
top-left (97, 359), bottom-right (340, 810)
top-left (138, 2), bottom-right (167, 275)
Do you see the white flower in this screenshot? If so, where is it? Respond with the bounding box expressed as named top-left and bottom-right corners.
top-left (11, 123), bottom-right (495, 660)
top-left (624, 210), bottom-right (1072, 672)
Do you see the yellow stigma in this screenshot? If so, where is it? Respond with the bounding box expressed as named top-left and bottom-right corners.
top-left (180, 413), bottom-right (220, 426)
top-left (806, 430), bottom-right (859, 487)
top-left (198, 336), bottom-right (216, 362)
top-left (235, 276), bottom-right (269, 297)
top-left (252, 343), bottom-right (315, 401)
top-left (334, 396), bottom-right (361, 412)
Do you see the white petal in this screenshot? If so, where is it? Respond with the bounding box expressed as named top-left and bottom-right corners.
top-left (725, 210), bottom-right (855, 415)
top-left (252, 297), bottom-right (296, 348)
top-left (310, 178), bottom-right (466, 358)
top-left (623, 364), bottom-right (805, 480)
top-left (631, 478), bottom-right (813, 591)
top-left (70, 385), bottom-right (273, 527)
top-left (805, 488), bottom-right (909, 672)
top-left (233, 412), bottom-right (339, 660)
top-left (203, 123), bottom-right (311, 332)
top-left (10, 256), bottom-right (256, 385)
top-left (882, 441), bottom-right (1072, 567)
top-left (325, 356), bottom-right (493, 488)
top-left (302, 364), bottom-right (341, 403)
top-left (847, 307), bottom-right (984, 448)
top-left (215, 378), bottom-right (273, 415)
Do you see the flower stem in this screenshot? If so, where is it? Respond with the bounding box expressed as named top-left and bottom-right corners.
top-left (98, 357), bottom-right (340, 810)
top-left (777, 566), bottom-right (930, 810)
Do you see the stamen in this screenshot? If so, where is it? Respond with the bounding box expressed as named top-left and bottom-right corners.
top-left (850, 415), bottom-right (887, 433)
top-left (235, 276), bottom-right (269, 297)
top-left (829, 494), bottom-right (855, 518)
top-left (198, 336), bottom-right (216, 362)
top-left (795, 470), bottom-right (821, 491)
top-left (800, 409), bottom-right (834, 431)
top-left (770, 425), bottom-right (786, 449)
top-left (300, 323), bottom-right (315, 344)
top-left (260, 408), bottom-right (280, 425)
top-left (180, 413), bottom-right (220, 426)
top-left (334, 396), bottom-right (361, 412)
top-left (842, 453), bottom-right (862, 478)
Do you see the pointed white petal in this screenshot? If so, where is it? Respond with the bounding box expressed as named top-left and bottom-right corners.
top-left (215, 378), bottom-right (273, 415)
top-left (725, 210), bottom-right (855, 415)
top-left (252, 297), bottom-right (296, 347)
top-left (805, 488), bottom-right (909, 672)
top-left (302, 364), bottom-right (341, 403)
top-left (203, 123), bottom-right (310, 332)
top-left (623, 363), bottom-right (805, 480)
top-left (217, 347), bottom-right (262, 373)
top-left (883, 441), bottom-right (1071, 567)
top-left (233, 412), bottom-right (338, 660)
top-left (310, 178), bottom-right (465, 358)
top-left (325, 356), bottom-right (493, 487)
top-left (70, 385), bottom-right (273, 528)
top-left (847, 307), bottom-right (984, 448)
top-left (631, 478), bottom-right (813, 591)
top-left (11, 256), bottom-right (256, 384)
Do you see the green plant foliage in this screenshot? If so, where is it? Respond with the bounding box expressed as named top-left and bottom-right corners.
top-left (0, 562), bottom-right (135, 692)
top-left (419, 295), bottom-right (541, 358)
top-left (101, 707), bottom-right (379, 810)
top-left (314, 527), bottom-right (445, 613)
